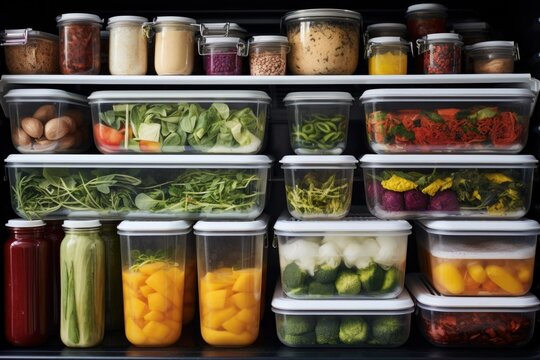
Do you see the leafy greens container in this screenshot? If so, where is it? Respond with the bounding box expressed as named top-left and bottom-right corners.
top-left (360, 154), bottom-right (537, 220)
top-left (280, 155), bottom-right (358, 220)
top-left (272, 283), bottom-right (414, 347)
top-left (6, 154), bottom-right (271, 220)
top-left (88, 90), bottom-right (271, 154)
top-left (274, 213), bottom-right (411, 299)
top-left (360, 88), bottom-right (535, 153)
top-left (415, 219), bottom-right (540, 297)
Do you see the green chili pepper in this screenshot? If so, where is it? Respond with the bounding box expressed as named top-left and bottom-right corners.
top-left (291, 113), bottom-right (347, 153)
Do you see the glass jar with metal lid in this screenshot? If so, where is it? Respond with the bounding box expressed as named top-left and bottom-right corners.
top-left (366, 36), bottom-right (411, 75)
top-left (468, 41), bottom-right (519, 74)
top-left (417, 33), bottom-right (463, 74)
top-left (282, 8), bottom-right (362, 75)
top-left (197, 22), bottom-right (248, 39)
top-left (199, 37), bottom-right (246, 75)
top-left (248, 35), bottom-right (289, 75)
top-left (405, 3), bottom-right (447, 41)
top-left (1, 28), bottom-right (59, 74)
top-left (107, 16), bottom-right (148, 75)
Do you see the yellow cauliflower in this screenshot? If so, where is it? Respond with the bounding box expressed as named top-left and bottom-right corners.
top-left (422, 177), bottom-right (453, 197)
top-left (485, 173), bottom-right (513, 184)
top-left (381, 175), bottom-right (417, 192)
top-left (487, 199), bottom-right (507, 215)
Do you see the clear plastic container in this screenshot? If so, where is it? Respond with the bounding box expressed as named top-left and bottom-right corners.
top-left (118, 220), bottom-right (191, 346)
top-left (416, 33), bottom-right (462, 74)
top-left (88, 90), bottom-right (270, 154)
top-left (364, 23), bottom-right (408, 44)
top-left (359, 154), bottom-right (537, 219)
top-left (359, 88), bottom-right (535, 153)
top-left (272, 283), bottom-right (414, 347)
top-left (407, 274), bottom-right (540, 347)
top-left (415, 219), bottom-right (540, 296)
top-left (280, 155), bottom-right (358, 220)
top-left (4, 89), bottom-right (92, 154)
top-left (6, 154), bottom-right (271, 220)
top-left (452, 22), bottom-right (491, 46)
top-left (1, 28), bottom-right (59, 74)
top-left (200, 37), bottom-right (245, 75)
top-left (468, 41), bottom-right (519, 74)
top-left (248, 35), bottom-right (289, 76)
top-left (107, 16), bottom-right (148, 75)
top-left (283, 92), bottom-right (353, 154)
top-left (283, 9), bottom-right (362, 75)
top-left (405, 4), bottom-right (447, 42)
top-left (274, 213), bottom-right (411, 299)
top-left (183, 234), bottom-right (197, 326)
top-left (366, 37), bottom-right (410, 75)
top-left (194, 216), bottom-right (268, 346)
top-left (152, 17), bottom-right (197, 76)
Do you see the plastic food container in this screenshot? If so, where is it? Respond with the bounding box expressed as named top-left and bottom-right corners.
top-left (366, 37), bottom-right (410, 75)
top-left (274, 213), bottom-right (411, 299)
top-left (194, 216), bottom-right (268, 346)
top-left (283, 8), bottom-right (362, 75)
top-left (360, 88), bottom-right (535, 153)
top-left (1, 28), bottom-right (59, 74)
top-left (405, 3), bottom-right (447, 41)
top-left (280, 155), bottom-right (358, 220)
top-left (364, 23), bottom-right (407, 43)
top-left (468, 41), bottom-right (519, 74)
top-left (248, 36), bottom-right (289, 76)
top-left (360, 154), bottom-right (537, 219)
top-left (407, 274), bottom-right (540, 347)
top-left (152, 17), bottom-right (197, 76)
top-left (416, 219), bottom-right (540, 297)
top-left (118, 220), bottom-right (190, 346)
top-left (4, 89), bottom-right (92, 154)
top-left (272, 283), bottom-right (414, 347)
top-left (6, 154), bottom-right (271, 220)
top-left (88, 90), bottom-right (270, 154)
top-left (107, 16), bottom-right (148, 75)
top-left (283, 92), bottom-right (353, 154)
top-left (200, 37), bottom-right (245, 75)
top-left (416, 33), bottom-right (462, 74)
top-left (452, 22), bottom-right (491, 46)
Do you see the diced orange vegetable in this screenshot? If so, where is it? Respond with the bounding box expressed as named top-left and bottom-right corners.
top-left (127, 297), bottom-right (149, 320)
top-left (125, 317), bottom-right (147, 344)
top-left (236, 308), bottom-right (257, 324)
top-left (139, 261), bottom-right (167, 275)
top-left (144, 310), bottom-right (165, 322)
top-left (222, 317), bottom-right (246, 335)
top-left (486, 265), bottom-right (524, 295)
top-left (201, 327), bottom-right (257, 346)
top-left (123, 271), bottom-right (148, 290)
top-left (203, 307), bottom-right (238, 329)
top-left (464, 273), bottom-right (481, 291)
top-left (515, 264), bottom-right (532, 283)
top-left (204, 289), bottom-right (229, 310)
top-left (145, 270), bottom-right (172, 296)
top-left (433, 263), bottom-right (465, 295)
top-left (142, 321), bottom-right (170, 340)
top-left (481, 279), bottom-right (500, 293)
top-left (231, 292), bottom-right (258, 309)
top-left (140, 285), bottom-right (154, 298)
top-left (467, 263), bottom-right (487, 284)
top-left (232, 270), bottom-right (261, 293)
top-left (168, 308), bottom-right (182, 322)
top-left (167, 267), bottom-right (185, 290)
top-left (148, 292), bottom-right (170, 312)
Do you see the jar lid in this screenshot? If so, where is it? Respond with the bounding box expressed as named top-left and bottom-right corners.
top-left (118, 220), bottom-right (192, 235)
top-left (280, 155), bottom-right (358, 167)
top-left (56, 13), bottom-right (103, 25)
top-left (1, 28), bottom-right (58, 46)
top-left (422, 32), bottom-right (463, 43)
top-left (367, 36), bottom-right (410, 46)
top-left (107, 15), bottom-right (148, 26)
top-left (452, 22), bottom-right (490, 33)
top-left (4, 88), bottom-right (88, 106)
top-left (468, 40), bottom-right (515, 51)
top-left (153, 16), bottom-right (196, 25)
top-left (418, 219), bottom-right (540, 236)
top-left (203, 36), bottom-right (244, 45)
top-left (193, 214), bottom-right (269, 236)
top-left (405, 3), bottom-right (447, 16)
top-left (283, 8), bottom-right (362, 23)
top-left (6, 219), bottom-right (46, 228)
top-left (250, 35), bottom-right (288, 45)
top-left (198, 22), bottom-right (248, 37)
top-left (63, 220), bottom-right (101, 229)
top-left (283, 91), bottom-right (354, 103)
top-left (359, 154), bottom-right (537, 168)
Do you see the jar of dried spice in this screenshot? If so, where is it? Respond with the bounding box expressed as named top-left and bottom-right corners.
top-left (248, 36), bottom-right (289, 75)
top-left (200, 37), bottom-right (246, 75)
top-left (107, 16), bottom-right (148, 75)
top-left (56, 13), bottom-right (103, 75)
top-left (468, 41), bottom-right (519, 74)
top-left (417, 33), bottom-right (463, 74)
top-left (366, 37), bottom-right (411, 75)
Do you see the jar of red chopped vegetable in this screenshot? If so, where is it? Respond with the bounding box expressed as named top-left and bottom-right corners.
top-left (56, 13), bottom-right (103, 75)
top-left (405, 4), bottom-right (447, 41)
top-left (4, 219), bottom-right (50, 346)
top-left (417, 33), bottom-right (463, 74)
top-left (199, 37), bottom-right (246, 75)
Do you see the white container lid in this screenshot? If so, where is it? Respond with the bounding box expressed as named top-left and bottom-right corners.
top-left (468, 40), bottom-right (515, 51)
top-left (366, 23), bottom-right (407, 32)
top-left (367, 36), bottom-right (410, 46)
top-left (6, 219), bottom-right (45, 228)
top-left (360, 88), bottom-right (534, 102)
top-left (199, 22), bottom-right (247, 33)
top-left (418, 219), bottom-right (540, 236)
top-left (359, 154), bottom-right (537, 168)
top-left (280, 155), bottom-right (358, 168)
top-left (407, 274), bottom-right (540, 312)
top-left (283, 8), bottom-right (362, 23)
top-left (153, 16), bottom-right (196, 25)
top-left (202, 37), bottom-right (244, 46)
top-left (452, 22), bottom-right (490, 32)
top-left (56, 13), bottom-right (103, 25)
top-left (283, 91), bottom-right (354, 103)
top-left (88, 90), bottom-right (270, 103)
top-left (117, 220), bottom-right (192, 236)
top-left (422, 32), bottom-right (463, 43)
top-left (194, 214), bottom-right (269, 236)
top-left (5, 154), bottom-right (273, 169)
top-left (405, 3), bottom-right (447, 16)
top-left (63, 220), bottom-right (101, 229)
top-left (272, 283), bottom-right (414, 314)
top-left (250, 35), bottom-right (288, 45)
top-left (4, 89), bottom-right (88, 105)
top-left (274, 213), bottom-right (411, 236)
top-left (107, 16), bottom-right (148, 26)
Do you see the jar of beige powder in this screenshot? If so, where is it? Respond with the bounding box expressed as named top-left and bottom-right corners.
top-left (107, 16), bottom-right (148, 75)
top-left (152, 16), bottom-right (197, 75)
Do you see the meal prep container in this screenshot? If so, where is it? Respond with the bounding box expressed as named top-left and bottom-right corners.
top-left (280, 155), bottom-right (357, 220)
top-left (283, 92), bottom-right (353, 155)
top-left (6, 154), bottom-right (272, 220)
top-left (118, 220), bottom-right (191, 346)
top-left (360, 154), bottom-right (537, 219)
top-left (4, 89), bottom-right (92, 154)
top-left (274, 213), bottom-right (411, 299)
top-left (272, 283), bottom-right (414, 347)
top-left (1, 28), bottom-right (59, 74)
top-left (194, 216), bottom-right (268, 346)
top-left (468, 41), bottom-right (519, 74)
top-left (88, 90), bottom-right (270, 154)
top-left (407, 274), bottom-right (540, 347)
top-left (366, 37), bottom-right (410, 75)
top-left (415, 219), bottom-right (540, 296)
top-left (360, 88), bottom-right (535, 153)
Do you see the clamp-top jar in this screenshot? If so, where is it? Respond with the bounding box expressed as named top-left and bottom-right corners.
top-left (468, 41), bottom-right (519, 74)
top-left (199, 37), bottom-right (246, 75)
top-left (417, 33), bottom-right (463, 74)
top-left (366, 37), bottom-right (411, 75)
top-left (107, 16), bottom-right (148, 75)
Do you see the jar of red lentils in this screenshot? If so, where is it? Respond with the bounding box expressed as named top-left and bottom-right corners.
top-left (417, 33), bottom-right (463, 74)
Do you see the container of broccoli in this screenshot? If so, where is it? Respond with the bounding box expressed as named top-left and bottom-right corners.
top-left (272, 283), bottom-right (414, 347)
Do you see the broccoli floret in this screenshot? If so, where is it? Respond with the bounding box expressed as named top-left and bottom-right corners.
top-left (339, 317), bottom-right (369, 344)
top-left (335, 270), bottom-right (362, 295)
top-left (380, 267), bottom-right (401, 294)
top-left (282, 332), bottom-right (316, 346)
top-left (308, 281), bottom-right (335, 296)
top-left (371, 316), bottom-right (407, 345)
top-left (358, 262), bottom-right (385, 292)
top-left (281, 315), bottom-right (316, 336)
top-left (314, 263), bottom-right (339, 283)
top-left (315, 316), bottom-right (340, 345)
top-left (282, 262), bottom-right (307, 291)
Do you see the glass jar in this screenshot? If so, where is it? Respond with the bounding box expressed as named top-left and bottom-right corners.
top-left (366, 37), bottom-right (410, 75)
top-left (107, 16), bottom-right (148, 75)
top-left (60, 220), bottom-right (104, 348)
top-left (56, 13), bottom-right (102, 75)
top-left (417, 33), bottom-right (463, 74)
top-left (405, 3), bottom-right (447, 41)
top-left (45, 220), bottom-right (64, 333)
top-left (452, 22), bottom-right (491, 46)
top-left (152, 16), bottom-right (196, 75)
top-left (248, 35), bottom-right (289, 76)
top-left (101, 221), bottom-right (123, 331)
top-left (468, 41), bottom-right (519, 74)
top-left (364, 23), bottom-right (408, 43)
top-left (4, 219), bottom-right (50, 346)
top-left (197, 22), bottom-right (249, 39)
top-left (200, 37), bottom-right (245, 75)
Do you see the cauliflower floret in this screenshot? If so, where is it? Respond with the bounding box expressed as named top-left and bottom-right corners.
top-left (280, 238), bottom-right (320, 275)
top-left (342, 237), bottom-right (381, 270)
top-left (375, 236), bottom-right (407, 268)
top-left (322, 236), bottom-right (358, 253)
top-left (317, 242), bottom-right (341, 269)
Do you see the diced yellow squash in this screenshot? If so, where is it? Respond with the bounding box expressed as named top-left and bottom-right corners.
top-left (139, 261), bottom-right (167, 275)
top-left (145, 270), bottom-right (172, 296)
top-left (515, 263), bottom-right (532, 283)
top-left (166, 267), bottom-right (185, 290)
top-left (203, 289), bottom-right (228, 310)
top-left (433, 262), bottom-right (465, 295)
top-left (148, 292), bottom-right (170, 312)
top-left (168, 308), bottom-right (182, 322)
top-left (142, 321), bottom-right (170, 340)
top-left (201, 327), bottom-right (257, 346)
top-left (123, 284), bottom-right (141, 301)
top-left (123, 271), bottom-right (148, 290)
top-left (140, 285), bottom-right (154, 298)
top-left (162, 325), bottom-right (181, 345)
top-left (486, 265), bottom-right (524, 295)
top-left (222, 316), bottom-right (246, 335)
top-left (200, 279), bottom-right (232, 292)
top-left (127, 297), bottom-right (149, 320)
top-left (144, 310), bottom-right (165, 322)
top-left (206, 269), bottom-right (238, 284)
top-left (170, 290), bottom-right (183, 308)
top-left (236, 308), bottom-right (258, 324)
top-left (202, 307), bottom-right (237, 329)
top-left (125, 317), bottom-right (147, 345)
top-left (232, 270), bottom-right (261, 293)
top-left (164, 319), bottom-right (180, 333)
top-left (230, 292), bottom-right (258, 309)
top-left (467, 263), bottom-right (487, 284)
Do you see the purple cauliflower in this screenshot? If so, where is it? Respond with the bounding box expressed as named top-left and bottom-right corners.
top-left (367, 181), bottom-right (385, 205)
top-left (381, 190), bottom-right (404, 211)
top-left (428, 190), bottom-right (460, 211)
top-left (404, 189), bottom-right (429, 211)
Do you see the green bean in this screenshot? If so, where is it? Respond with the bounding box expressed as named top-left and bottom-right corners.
top-left (291, 113), bottom-right (347, 152)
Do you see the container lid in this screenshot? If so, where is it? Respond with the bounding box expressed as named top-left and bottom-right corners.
top-left (4, 89), bottom-right (88, 105)
top-left (117, 220), bottom-right (192, 236)
top-left (421, 32), bottom-right (462, 43)
top-left (63, 220), bottom-right (101, 229)
top-left (280, 155), bottom-right (358, 168)
top-left (283, 9), bottom-right (362, 23)
top-left (5, 154), bottom-right (272, 168)
top-left (272, 283), bottom-right (414, 314)
top-left (107, 16), bottom-right (148, 26)
top-left (366, 23), bottom-right (407, 33)
top-left (283, 91), bottom-right (354, 103)
top-left (153, 16), bottom-right (196, 25)
top-left (274, 213), bottom-right (411, 236)
top-left (468, 40), bottom-right (515, 51)
top-left (202, 37), bottom-right (244, 45)
top-left (417, 219), bottom-right (540, 236)
top-left (1, 29), bottom-right (58, 46)
top-left (359, 154), bottom-right (538, 168)
top-left (250, 35), bottom-right (289, 45)
top-left (407, 274), bottom-right (540, 311)
top-left (367, 36), bottom-right (410, 46)
top-left (88, 90), bottom-right (270, 103)
top-left (452, 22), bottom-right (490, 33)
top-left (405, 3), bottom-right (447, 16)
top-left (360, 88), bottom-right (534, 102)
top-left (56, 13), bottom-right (103, 25)
top-left (6, 219), bottom-right (45, 228)
top-left (198, 22), bottom-right (247, 35)
top-left (193, 214), bottom-right (269, 236)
